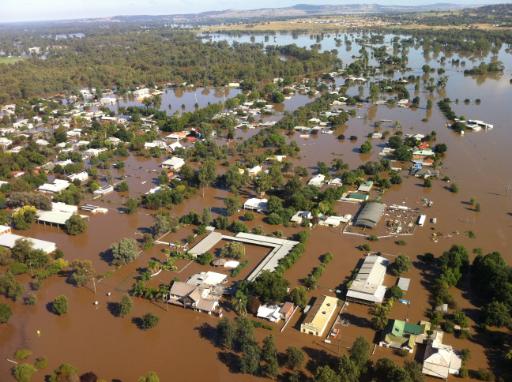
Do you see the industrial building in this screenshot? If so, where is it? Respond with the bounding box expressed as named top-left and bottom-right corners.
top-left (354, 202), bottom-right (386, 228)
top-left (346, 255), bottom-right (389, 304)
top-left (300, 295), bottom-right (339, 337)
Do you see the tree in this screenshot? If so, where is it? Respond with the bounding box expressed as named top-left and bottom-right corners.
top-left (360, 140), bottom-right (372, 154)
top-left (111, 238), bottom-right (139, 266)
top-left (349, 336), bottom-right (370, 369)
top-left (140, 313), bottom-right (159, 330)
top-left (289, 286), bottom-right (307, 308)
top-left (482, 301), bottom-right (511, 327)
top-left (221, 242), bottom-right (245, 260)
top-left (118, 295), bottom-right (133, 318)
top-left (12, 363), bottom-right (37, 382)
top-left (115, 181), bottom-right (129, 192)
top-left (235, 316), bottom-right (255, 350)
top-left (285, 346), bottom-right (304, 370)
top-left (51, 295), bottom-right (68, 315)
top-left (261, 336), bottom-right (279, 377)
top-left (389, 255), bottom-right (411, 276)
top-left (198, 159), bottom-right (216, 197)
top-left (201, 208), bottom-right (212, 226)
top-left (224, 195), bottom-right (241, 216)
top-left (387, 285), bottom-right (404, 300)
top-left (138, 372), bottom-right (160, 382)
top-left (65, 214), bottom-right (87, 235)
top-left (250, 271), bottom-right (289, 304)
top-left (12, 206), bottom-right (37, 230)
top-left (0, 272), bottom-right (24, 301)
top-left (49, 363), bottom-right (79, 382)
top-left (315, 365), bottom-right (340, 382)
top-left (0, 303), bottom-right (12, 324)
top-left (68, 260), bottom-right (94, 287)
top-left (125, 198), bottom-right (139, 214)
top-left (216, 318), bottom-right (235, 350)
top-left (239, 342), bottom-right (260, 375)
top-left (152, 212), bottom-right (178, 237)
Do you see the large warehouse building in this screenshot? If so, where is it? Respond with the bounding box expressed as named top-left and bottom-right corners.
top-left (354, 202), bottom-right (386, 228)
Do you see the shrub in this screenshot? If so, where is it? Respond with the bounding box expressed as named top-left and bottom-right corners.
top-left (50, 295), bottom-right (68, 315)
top-left (139, 313), bottom-right (159, 330)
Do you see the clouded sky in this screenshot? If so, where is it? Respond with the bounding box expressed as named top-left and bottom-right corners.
top-left (1, 0), bottom-right (503, 23)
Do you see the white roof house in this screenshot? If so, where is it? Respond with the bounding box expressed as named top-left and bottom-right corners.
top-left (422, 331), bottom-right (462, 379)
top-left (144, 140), bottom-right (167, 150)
top-left (346, 255), bottom-right (389, 304)
top-left (36, 202), bottom-right (80, 226)
top-left (35, 139), bottom-right (49, 146)
top-left (169, 142), bottom-right (183, 151)
top-left (0, 225), bottom-right (56, 254)
top-left (290, 211), bottom-right (313, 224)
top-left (243, 198), bottom-right (268, 212)
top-left (0, 137), bottom-right (13, 148)
top-left (68, 171), bottom-right (89, 182)
top-left (187, 271), bottom-right (227, 287)
top-left (308, 174), bottom-right (325, 187)
top-left (257, 305), bottom-right (283, 323)
top-left (93, 185), bottom-right (114, 196)
top-left (161, 157), bottom-right (185, 171)
top-left (247, 165), bottom-right (263, 177)
top-left (39, 179), bottom-right (70, 194)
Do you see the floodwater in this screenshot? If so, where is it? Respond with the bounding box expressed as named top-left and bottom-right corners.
top-left (113, 87), bottom-right (241, 115)
top-left (1, 31), bottom-right (512, 381)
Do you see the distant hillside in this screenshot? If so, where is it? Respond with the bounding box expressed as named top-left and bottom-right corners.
top-left (111, 3), bottom-right (467, 25)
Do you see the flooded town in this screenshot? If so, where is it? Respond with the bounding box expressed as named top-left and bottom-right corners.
top-left (0, 1), bottom-right (512, 382)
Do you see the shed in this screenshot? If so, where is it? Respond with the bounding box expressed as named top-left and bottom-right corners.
top-left (397, 277), bottom-right (411, 292)
top-left (354, 202), bottom-right (386, 228)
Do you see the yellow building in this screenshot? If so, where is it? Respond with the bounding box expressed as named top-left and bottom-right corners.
top-left (300, 295), bottom-right (339, 337)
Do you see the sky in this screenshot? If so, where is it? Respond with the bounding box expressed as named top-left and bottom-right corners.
top-left (0, 0), bottom-right (506, 23)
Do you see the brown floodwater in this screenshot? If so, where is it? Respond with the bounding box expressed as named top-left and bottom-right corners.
top-left (1, 32), bottom-right (512, 381)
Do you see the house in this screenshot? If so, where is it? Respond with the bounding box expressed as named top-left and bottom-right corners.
top-left (187, 271), bottom-right (227, 287)
top-left (37, 202), bottom-right (82, 226)
top-left (346, 255), bottom-right (388, 304)
top-left (257, 305), bottom-right (283, 322)
top-left (161, 157), bottom-right (185, 171)
top-left (106, 137), bottom-right (122, 146)
top-left (247, 165), bottom-right (263, 177)
top-left (35, 139), bottom-right (49, 146)
top-left (327, 178), bottom-right (343, 187)
top-left (68, 171), bottom-right (89, 182)
top-left (340, 192), bottom-right (369, 203)
top-left (308, 174), bottom-right (325, 187)
top-left (243, 198), bottom-right (268, 212)
top-left (93, 185), bottom-right (114, 196)
top-left (300, 296), bottom-right (339, 337)
top-left (212, 258), bottom-right (240, 269)
top-left (167, 281), bottom-right (220, 314)
top-left (80, 204), bottom-right (108, 214)
top-left (133, 88), bottom-right (151, 99)
top-left (358, 180), bottom-right (374, 193)
top-left (318, 215), bottom-right (351, 227)
top-left (290, 211), bottom-right (313, 224)
top-left (144, 140), bottom-right (167, 150)
top-left (169, 142), bottom-right (183, 152)
top-left (38, 179), bottom-right (70, 194)
top-left (380, 319), bottom-right (431, 353)
top-left (0, 137), bottom-right (13, 149)
top-left (0, 225), bottom-right (56, 254)
top-left (422, 331), bottom-right (462, 379)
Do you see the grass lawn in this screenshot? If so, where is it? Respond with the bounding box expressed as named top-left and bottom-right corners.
top-left (0, 56), bottom-right (25, 65)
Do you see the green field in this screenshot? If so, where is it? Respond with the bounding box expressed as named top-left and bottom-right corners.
top-left (0, 56), bottom-right (25, 65)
